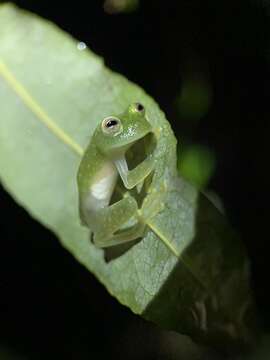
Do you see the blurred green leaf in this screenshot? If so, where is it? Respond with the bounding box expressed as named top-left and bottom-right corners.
top-left (104, 0), bottom-right (139, 14)
top-left (0, 4), bottom-right (257, 350)
top-left (176, 75), bottom-right (212, 122)
top-left (178, 144), bottom-right (216, 189)
top-left (0, 347), bottom-right (24, 360)
top-left (238, 334), bottom-right (270, 360)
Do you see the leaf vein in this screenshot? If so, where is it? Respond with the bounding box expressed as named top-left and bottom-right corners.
top-left (0, 59), bottom-right (83, 157)
top-left (146, 220), bottom-right (180, 257)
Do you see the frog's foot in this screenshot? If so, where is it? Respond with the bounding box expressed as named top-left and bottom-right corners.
top-left (91, 194), bottom-right (146, 248)
top-left (93, 221), bottom-right (145, 248)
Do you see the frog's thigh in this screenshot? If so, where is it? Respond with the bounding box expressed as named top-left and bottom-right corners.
top-left (94, 222), bottom-right (145, 248)
top-left (93, 196), bottom-right (138, 243)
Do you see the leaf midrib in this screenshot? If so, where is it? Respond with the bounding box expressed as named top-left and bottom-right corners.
top-left (0, 59), bottom-right (83, 157)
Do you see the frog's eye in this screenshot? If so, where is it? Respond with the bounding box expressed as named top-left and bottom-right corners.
top-left (101, 116), bottom-right (122, 135)
top-left (134, 103), bottom-right (145, 113)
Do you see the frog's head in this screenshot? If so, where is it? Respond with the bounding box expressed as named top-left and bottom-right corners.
top-left (93, 102), bottom-right (153, 158)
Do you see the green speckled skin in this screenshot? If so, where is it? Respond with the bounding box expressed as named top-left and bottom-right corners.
top-left (77, 103), bottom-right (158, 248)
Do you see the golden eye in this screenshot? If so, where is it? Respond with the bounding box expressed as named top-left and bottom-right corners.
top-left (101, 116), bottom-right (122, 135)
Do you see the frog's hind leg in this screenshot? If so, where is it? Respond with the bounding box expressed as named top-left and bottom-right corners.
top-left (92, 195), bottom-right (142, 248)
top-left (94, 221), bottom-right (145, 248)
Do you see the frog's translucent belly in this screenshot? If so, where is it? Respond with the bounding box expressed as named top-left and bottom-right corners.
top-left (84, 161), bottom-right (118, 213)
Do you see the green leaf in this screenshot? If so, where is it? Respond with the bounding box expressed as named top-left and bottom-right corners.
top-left (175, 74), bottom-right (212, 122)
top-left (178, 144), bottom-right (216, 189)
top-left (104, 0), bottom-right (139, 14)
top-left (0, 4), bottom-right (257, 350)
top-left (0, 347), bottom-right (24, 360)
top-left (243, 334), bottom-right (270, 360)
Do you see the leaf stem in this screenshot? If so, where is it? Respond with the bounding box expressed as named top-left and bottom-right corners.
top-left (0, 59), bottom-right (83, 157)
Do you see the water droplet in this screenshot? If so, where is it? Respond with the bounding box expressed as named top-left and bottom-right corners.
top-left (77, 42), bottom-right (87, 51)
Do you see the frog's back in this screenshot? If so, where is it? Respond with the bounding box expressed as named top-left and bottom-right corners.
top-left (77, 143), bottom-right (118, 226)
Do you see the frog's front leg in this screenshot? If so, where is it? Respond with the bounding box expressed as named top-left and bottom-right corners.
top-left (93, 195), bottom-right (145, 248)
top-left (114, 154), bottom-right (155, 190)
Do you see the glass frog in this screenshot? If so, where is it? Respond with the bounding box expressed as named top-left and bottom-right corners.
top-left (77, 102), bottom-right (160, 248)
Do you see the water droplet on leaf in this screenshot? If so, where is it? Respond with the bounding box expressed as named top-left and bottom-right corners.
top-left (77, 42), bottom-right (87, 51)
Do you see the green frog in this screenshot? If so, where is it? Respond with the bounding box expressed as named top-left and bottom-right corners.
top-left (77, 102), bottom-right (160, 248)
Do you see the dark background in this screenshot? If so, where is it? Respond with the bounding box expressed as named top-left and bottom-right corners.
top-left (0, 0), bottom-right (269, 358)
